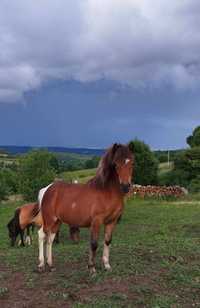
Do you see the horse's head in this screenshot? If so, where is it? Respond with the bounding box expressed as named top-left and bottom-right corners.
top-left (7, 208), bottom-right (21, 246)
top-left (111, 143), bottom-right (134, 193)
top-left (7, 218), bottom-right (17, 246)
top-left (93, 143), bottom-right (134, 193)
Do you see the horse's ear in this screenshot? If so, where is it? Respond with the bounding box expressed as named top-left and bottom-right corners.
top-left (111, 143), bottom-right (120, 155)
top-left (127, 141), bottom-right (134, 152)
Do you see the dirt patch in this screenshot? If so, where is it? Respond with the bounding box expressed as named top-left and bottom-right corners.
top-left (0, 265), bottom-right (71, 308)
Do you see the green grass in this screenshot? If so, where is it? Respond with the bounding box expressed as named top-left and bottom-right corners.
top-left (61, 168), bottom-right (96, 183)
top-left (158, 162), bottom-right (174, 176)
top-left (1, 197), bottom-right (200, 307)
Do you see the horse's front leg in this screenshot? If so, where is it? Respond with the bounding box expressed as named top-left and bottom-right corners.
top-left (88, 217), bottom-right (101, 274)
top-left (19, 230), bottom-right (25, 247)
top-left (102, 222), bottom-right (116, 271)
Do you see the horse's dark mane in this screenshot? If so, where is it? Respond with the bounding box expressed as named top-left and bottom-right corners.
top-left (88, 143), bottom-right (131, 189)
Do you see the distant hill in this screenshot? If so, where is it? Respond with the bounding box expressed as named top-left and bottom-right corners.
top-left (0, 145), bottom-right (104, 156)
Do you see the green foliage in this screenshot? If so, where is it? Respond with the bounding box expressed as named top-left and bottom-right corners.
top-left (188, 177), bottom-right (200, 193)
top-left (84, 156), bottom-right (100, 169)
top-left (129, 139), bottom-right (159, 185)
top-left (18, 150), bottom-right (57, 201)
top-left (0, 171), bottom-right (9, 201)
top-left (164, 145), bottom-right (200, 190)
top-left (187, 126), bottom-right (200, 148)
top-left (56, 152), bottom-right (89, 172)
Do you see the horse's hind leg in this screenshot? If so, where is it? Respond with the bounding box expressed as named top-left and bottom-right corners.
top-left (38, 227), bottom-right (46, 271)
top-left (25, 225), bottom-right (31, 245)
top-left (46, 233), bottom-right (56, 271)
top-left (102, 223), bottom-right (115, 271)
top-left (46, 221), bottom-right (60, 271)
top-left (88, 218), bottom-right (101, 274)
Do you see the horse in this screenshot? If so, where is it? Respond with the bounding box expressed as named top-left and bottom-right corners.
top-left (7, 203), bottom-right (80, 247)
top-left (7, 202), bottom-right (42, 247)
top-left (36, 143), bottom-right (134, 273)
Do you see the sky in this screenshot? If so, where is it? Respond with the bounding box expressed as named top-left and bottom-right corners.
top-left (0, 0), bottom-right (200, 150)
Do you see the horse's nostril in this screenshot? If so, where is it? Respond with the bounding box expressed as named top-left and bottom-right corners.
top-left (120, 183), bottom-right (130, 193)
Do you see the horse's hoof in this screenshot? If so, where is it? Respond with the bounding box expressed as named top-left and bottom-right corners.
top-left (37, 265), bottom-right (45, 273)
top-left (46, 264), bottom-right (56, 272)
top-left (89, 267), bottom-right (96, 276)
top-left (104, 264), bottom-right (112, 271)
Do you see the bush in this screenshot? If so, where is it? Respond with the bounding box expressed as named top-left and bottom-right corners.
top-left (0, 171), bottom-right (10, 201)
top-left (18, 150), bottom-right (57, 201)
top-left (129, 139), bottom-right (159, 185)
top-left (187, 126), bottom-right (200, 148)
top-left (188, 177), bottom-right (200, 193)
top-left (84, 156), bottom-right (100, 169)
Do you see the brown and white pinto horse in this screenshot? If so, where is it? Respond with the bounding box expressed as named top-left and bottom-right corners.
top-left (37, 143), bottom-right (133, 273)
top-left (7, 203), bottom-right (43, 247)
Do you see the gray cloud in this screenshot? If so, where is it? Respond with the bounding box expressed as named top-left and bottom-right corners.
top-left (0, 0), bottom-right (200, 102)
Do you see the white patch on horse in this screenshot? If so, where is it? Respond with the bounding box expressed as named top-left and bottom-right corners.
top-left (18, 239), bottom-right (22, 246)
top-left (71, 202), bottom-right (76, 209)
top-left (38, 183), bottom-right (53, 208)
top-left (125, 158), bottom-right (130, 164)
top-left (25, 235), bottom-right (31, 245)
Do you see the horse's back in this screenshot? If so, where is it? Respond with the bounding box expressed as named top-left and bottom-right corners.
top-left (19, 202), bottom-right (38, 229)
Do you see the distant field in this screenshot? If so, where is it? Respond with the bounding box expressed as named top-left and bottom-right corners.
top-left (60, 168), bottom-right (97, 183)
top-left (158, 162), bottom-right (174, 175)
top-left (1, 197), bottom-right (200, 307)
top-left (59, 161), bottom-right (174, 185)
top-left (0, 154), bottom-right (18, 166)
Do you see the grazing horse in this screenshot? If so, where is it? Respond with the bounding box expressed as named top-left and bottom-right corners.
top-left (37, 143), bottom-right (134, 273)
top-left (7, 203), bottom-right (42, 247)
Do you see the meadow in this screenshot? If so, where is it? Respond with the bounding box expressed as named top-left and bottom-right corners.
top-left (1, 197), bottom-right (200, 307)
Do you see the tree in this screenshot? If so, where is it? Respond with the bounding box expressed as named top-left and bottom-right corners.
top-left (171, 146), bottom-right (200, 187)
top-left (0, 171), bottom-right (9, 201)
top-left (129, 139), bottom-right (158, 185)
top-left (85, 156), bottom-right (100, 169)
top-left (18, 150), bottom-right (57, 201)
top-left (187, 126), bottom-right (200, 148)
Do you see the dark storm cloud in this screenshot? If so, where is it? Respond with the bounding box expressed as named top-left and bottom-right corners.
top-left (0, 0), bottom-right (200, 102)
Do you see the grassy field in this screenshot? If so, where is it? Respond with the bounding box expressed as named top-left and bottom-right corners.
top-left (1, 197), bottom-right (200, 307)
top-left (61, 168), bottom-right (96, 183)
top-left (158, 162), bottom-right (174, 176)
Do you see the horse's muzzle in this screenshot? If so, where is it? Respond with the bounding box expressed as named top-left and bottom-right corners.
top-left (120, 183), bottom-right (131, 194)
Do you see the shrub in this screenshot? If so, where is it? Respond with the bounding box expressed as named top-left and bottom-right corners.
top-left (18, 150), bottom-right (57, 201)
top-left (188, 177), bottom-right (200, 193)
top-left (0, 171), bottom-right (9, 201)
top-left (129, 139), bottom-right (159, 185)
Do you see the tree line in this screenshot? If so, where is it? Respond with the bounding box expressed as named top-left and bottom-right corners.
top-left (0, 126), bottom-right (199, 202)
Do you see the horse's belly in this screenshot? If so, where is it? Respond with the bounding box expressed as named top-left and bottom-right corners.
top-left (58, 202), bottom-right (91, 227)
